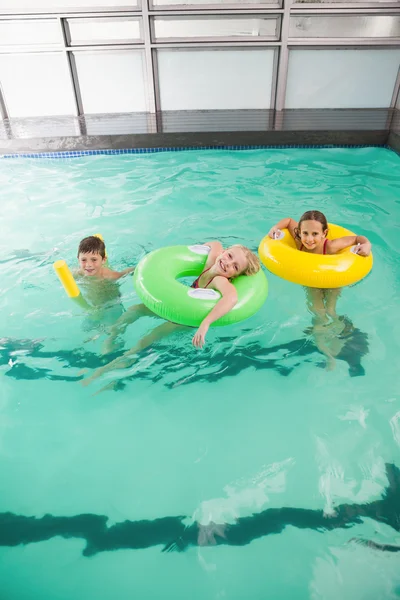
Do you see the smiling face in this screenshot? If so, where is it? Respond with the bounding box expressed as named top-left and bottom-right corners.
top-left (215, 247), bottom-right (248, 278)
top-left (78, 251), bottom-right (106, 276)
top-left (299, 219), bottom-right (328, 252)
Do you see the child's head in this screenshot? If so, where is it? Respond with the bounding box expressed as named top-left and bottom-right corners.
top-left (215, 245), bottom-right (260, 279)
top-left (295, 210), bottom-right (328, 250)
top-left (77, 236), bottom-right (106, 276)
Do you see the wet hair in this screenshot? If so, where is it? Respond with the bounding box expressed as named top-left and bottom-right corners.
top-left (231, 245), bottom-right (261, 276)
top-left (294, 210), bottom-right (328, 241)
top-left (77, 236), bottom-right (106, 259)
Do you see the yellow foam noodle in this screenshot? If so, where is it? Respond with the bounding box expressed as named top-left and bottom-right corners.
top-left (53, 260), bottom-right (80, 298)
top-left (258, 223), bottom-right (373, 289)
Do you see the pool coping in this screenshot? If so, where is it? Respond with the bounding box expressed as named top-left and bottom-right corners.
top-left (1, 107), bottom-right (398, 156)
top-left (0, 144), bottom-right (394, 159)
top-left (0, 130), bottom-right (397, 158)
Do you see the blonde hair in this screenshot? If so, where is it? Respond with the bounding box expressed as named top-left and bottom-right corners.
top-left (232, 244), bottom-right (261, 276)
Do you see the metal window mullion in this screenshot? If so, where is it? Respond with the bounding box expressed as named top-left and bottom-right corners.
top-left (57, 17), bottom-right (86, 135)
top-left (151, 48), bottom-right (163, 132)
top-left (287, 42), bottom-right (400, 49)
top-left (153, 36), bottom-right (279, 43)
top-left (0, 82), bottom-right (13, 140)
top-left (0, 8), bottom-right (283, 18)
top-left (142, 0), bottom-right (159, 132)
top-left (149, 40), bottom-right (281, 47)
top-left (274, 0), bottom-right (291, 129)
top-left (288, 38), bottom-right (400, 45)
top-left (66, 43), bottom-right (146, 50)
top-left (148, 3), bottom-right (281, 11)
top-left (291, 6), bottom-right (400, 13)
top-left (386, 64), bottom-right (400, 130)
top-left (148, 8), bottom-right (284, 15)
top-left (390, 64), bottom-right (400, 108)
top-left (3, 4), bottom-right (399, 17)
top-left (0, 7), bottom-right (143, 17)
top-left (64, 41), bottom-right (282, 48)
top-left (269, 46), bottom-right (279, 127)
top-left (63, 12), bottom-right (142, 19)
top-left (292, 2), bottom-right (400, 10)
top-left (0, 85), bottom-right (8, 121)
top-left (67, 40), bottom-right (144, 46)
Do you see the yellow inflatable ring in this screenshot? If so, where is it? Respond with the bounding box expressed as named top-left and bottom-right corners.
top-left (258, 223), bottom-right (373, 289)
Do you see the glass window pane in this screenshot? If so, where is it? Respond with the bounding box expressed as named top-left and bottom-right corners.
top-left (152, 17), bottom-right (278, 41)
top-left (286, 49), bottom-right (400, 109)
top-left (9, 117), bottom-right (79, 138)
top-left (67, 18), bottom-right (142, 45)
top-left (0, 53), bottom-right (76, 117)
top-left (280, 109), bottom-right (391, 131)
top-left (84, 114), bottom-right (151, 135)
top-left (0, 19), bottom-right (61, 47)
top-left (289, 15), bottom-right (400, 38)
top-left (153, 0), bottom-right (276, 7)
top-left (0, 0), bottom-right (139, 10)
top-left (157, 49), bottom-right (274, 110)
top-left (73, 51), bottom-right (147, 113)
top-left (161, 110), bottom-right (270, 132)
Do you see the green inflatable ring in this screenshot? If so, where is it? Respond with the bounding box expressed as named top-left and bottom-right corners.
top-left (133, 244), bottom-right (268, 327)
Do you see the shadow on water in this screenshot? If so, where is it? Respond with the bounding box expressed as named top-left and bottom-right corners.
top-left (0, 462), bottom-right (398, 556)
top-left (0, 316), bottom-right (369, 388)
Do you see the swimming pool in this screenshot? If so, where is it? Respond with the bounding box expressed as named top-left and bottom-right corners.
top-left (0, 146), bottom-right (399, 600)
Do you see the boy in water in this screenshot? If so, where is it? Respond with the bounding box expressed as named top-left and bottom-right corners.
top-left (76, 235), bottom-right (134, 335)
top-left (77, 236), bottom-right (134, 283)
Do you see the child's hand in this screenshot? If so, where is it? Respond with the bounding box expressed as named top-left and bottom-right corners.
top-left (268, 227), bottom-right (281, 239)
top-left (355, 242), bottom-right (371, 257)
top-left (192, 322), bottom-right (209, 349)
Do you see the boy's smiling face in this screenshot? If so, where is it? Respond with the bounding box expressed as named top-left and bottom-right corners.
top-left (78, 251), bottom-right (106, 276)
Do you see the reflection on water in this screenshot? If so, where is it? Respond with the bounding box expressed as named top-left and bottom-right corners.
top-left (0, 462), bottom-right (398, 556)
top-left (0, 316), bottom-right (368, 389)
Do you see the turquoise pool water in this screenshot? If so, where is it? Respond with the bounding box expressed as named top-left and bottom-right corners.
top-left (0, 147), bottom-right (400, 600)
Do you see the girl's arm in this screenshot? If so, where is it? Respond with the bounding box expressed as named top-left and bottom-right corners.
top-left (328, 235), bottom-right (371, 257)
top-left (268, 218), bottom-right (298, 240)
top-left (192, 276), bottom-right (237, 349)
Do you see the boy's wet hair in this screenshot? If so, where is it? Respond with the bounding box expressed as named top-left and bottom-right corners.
top-left (78, 236), bottom-right (106, 259)
top-left (295, 210), bottom-right (328, 240)
top-left (232, 245), bottom-right (261, 276)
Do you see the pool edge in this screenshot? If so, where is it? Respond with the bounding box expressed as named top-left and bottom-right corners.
top-left (0, 130), bottom-right (394, 158)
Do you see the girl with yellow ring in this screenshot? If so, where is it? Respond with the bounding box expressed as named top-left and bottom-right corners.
top-left (259, 210), bottom-right (372, 323)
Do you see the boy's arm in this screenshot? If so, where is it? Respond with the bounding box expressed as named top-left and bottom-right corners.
top-left (118, 267), bottom-right (135, 278)
top-left (103, 267), bottom-right (135, 280)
